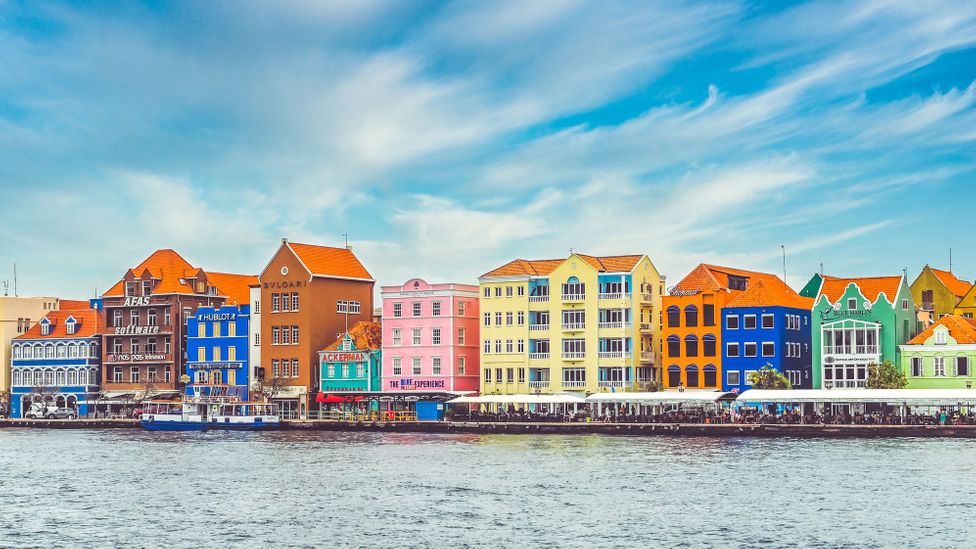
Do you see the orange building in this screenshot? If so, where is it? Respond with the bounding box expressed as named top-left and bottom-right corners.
top-left (661, 264), bottom-right (784, 389)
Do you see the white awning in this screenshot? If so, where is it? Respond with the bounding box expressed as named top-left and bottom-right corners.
top-left (586, 391), bottom-right (734, 404)
top-left (448, 393), bottom-right (586, 405)
top-left (737, 389), bottom-right (976, 405)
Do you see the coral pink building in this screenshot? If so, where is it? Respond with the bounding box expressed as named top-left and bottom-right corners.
top-left (381, 279), bottom-right (480, 394)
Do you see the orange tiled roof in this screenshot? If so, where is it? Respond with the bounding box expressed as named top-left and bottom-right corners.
top-left (481, 254), bottom-right (644, 278)
top-left (930, 268), bottom-right (973, 299)
top-left (289, 242), bottom-right (373, 281)
top-left (58, 299), bottom-right (91, 311)
top-left (673, 264), bottom-right (782, 293)
top-left (15, 308), bottom-right (102, 340)
top-left (322, 321), bottom-right (382, 352)
top-left (818, 275), bottom-right (904, 304)
top-left (725, 279), bottom-right (814, 309)
top-left (207, 272), bottom-right (258, 306)
top-left (908, 315), bottom-right (976, 345)
top-left (103, 249), bottom-right (199, 297)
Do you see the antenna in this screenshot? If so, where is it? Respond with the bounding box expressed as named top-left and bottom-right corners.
top-left (819, 262), bottom-right (823, 275)
top-left (13, 263), bottom-right (17, 297)
top-left (2, 280), bottom-right (8, 297)
top-left (342, 233), bottom-right (349, 249)
top-left (949, 248), bottom-right (953, 273)
top-left (781, 245), bottom-right (787, 284)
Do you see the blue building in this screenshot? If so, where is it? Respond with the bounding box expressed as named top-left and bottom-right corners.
top-left (186, 304), bottom-right (251, 400)
top-left (9, 302), bottom-right (102, 418)
top-left (721, 279), bottom-right (814, 392)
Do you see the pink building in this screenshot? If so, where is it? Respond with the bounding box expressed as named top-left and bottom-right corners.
top-left (381, 279), bottom-right (480, 394)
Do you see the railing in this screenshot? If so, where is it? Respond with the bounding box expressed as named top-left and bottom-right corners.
top-left (823, 380), bottom-right (867, 389)
top-left (639, 323), bottom-right (653, 332)
top-left (642, 293), bottom-right (654, 302)
top-left (824, 345), bottom-right (879, 356)
top-left (562, 380), bottom-right (586, 388)
top-left (529, 324), bottom-right (550, 331)
top-left (528, 352), bottom-right (550, 360)
top-left (562, 322), bottom-right (585, 331)
top-left (640, 351), bottom-right (656, 363)
top-left (313, 409), bottom-right (418, 422)
top-left (598, 292), bottom-right (623, 300)
top-left (598, 380), bottom-right (627, 388)
top-left (598, 322), bottom-right (631, 329)
top-left (561, 294), bottom-right (585, 302)
top-left (562, 352), bottom-right (585, 360)
top-left (528, 380), bottom-right (550, 389)
top-left (529, 295), bottom-right (550, 303)
top-left (598, 351), bottom-right (631, 359)
top-left (921, 303), bottom-right (935, 312)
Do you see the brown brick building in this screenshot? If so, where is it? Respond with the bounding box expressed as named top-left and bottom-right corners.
top-left (258, 239), bottom-right (374, 418)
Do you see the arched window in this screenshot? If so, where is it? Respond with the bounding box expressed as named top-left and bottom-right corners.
top-left (684, 305), bottom-right (699, 327)
top-left (703, 364), bottom-right (717, 387)
top-left (667, 335), bottom-right (681, 358)
top-left (667, 306), bottom-right (681, 328)
top-left (45, 345), bottom-right (55, 359)
top-left (12, 346), bottom-right (21, 360)
top-left (45, 370), bottom-right (55, 386)
top-left (56, 344), bottom-right (66, 359)
top-left (667, 365), bottom-right (681, 388)
top-left (685, 334), bottom-right (699, 357)
top-left (686, 365), bottom-right (699, 388)
top-left (67, 370), bottom-right (77, 386)
top-left (12, 370), bottom-right (21, 386)
top-left (703, 334), bottom-right (717, 357)
top-left (69, 344), bottom-right (79, 359)
top-left (56, 370), bottom-right (66, 386)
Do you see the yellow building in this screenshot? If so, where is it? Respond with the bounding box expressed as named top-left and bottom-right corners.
top-left (1, 296), bottom-right (78, 395)
top-left (910, 266), bottom-right (973, 324)
top-left (478, 253), bottom-right (664, 397)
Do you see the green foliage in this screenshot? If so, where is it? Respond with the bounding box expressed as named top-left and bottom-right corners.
top-left (865, 360), bottom-right (907, 389)
top-left (747, 364), bottom-right (792, 390)
top-left (641, 379), bottom-right (663, 392)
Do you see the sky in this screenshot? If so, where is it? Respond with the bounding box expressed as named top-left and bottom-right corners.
top-left (1, 0), bottom-right (975, 299)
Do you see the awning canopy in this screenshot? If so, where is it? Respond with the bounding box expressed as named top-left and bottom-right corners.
top-left (448, 394), bottom-right (586, 405)
top-left (586, 391), bottom-right (735, 404)
top-left (316, 393), bottom-right (364, 403)
top-left (737, 389), bottom-right (976, 405)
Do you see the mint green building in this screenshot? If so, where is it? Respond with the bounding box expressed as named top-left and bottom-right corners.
top-left (801, 274), bottom-right (917, 389)
top-left (899, 316), bottom-right (976, 389)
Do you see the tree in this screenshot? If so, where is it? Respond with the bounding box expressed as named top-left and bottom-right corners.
top-left (640, 379), bottom-right (663, 392)
top-left (865, 360), bottom-right (907, 389)
top-left (251, 376), bottom-right (288, 402)
top-left (0, 390), bottom-right (10, 418)
top-left (748, 364), bottom-right (792, 390)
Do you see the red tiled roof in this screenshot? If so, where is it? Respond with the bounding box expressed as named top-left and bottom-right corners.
top-left (103, 249), bottom-right (199, 297)
top-left (930, 268), bottom-right (973, 299)
top-left (289, 242), bottom-right (373, 280)
top-left (322, 321), bottom-right (382, 352)
top-left (818, 275), bottom-right (903, 304)
top-left (207, 272), bottom-right (258, 306)
top-left (15, 308), bottom-right (102, 340)
top-left (725, 279), bottom-right (814, 309)
top-left (481, 254), bottom-right (644, 278)
top-left (908, 315), bottom-right (976, 345)
top-left (58, 299), bottom-right (91, 311)
top-left (673, 264), bottom-right (782, 294)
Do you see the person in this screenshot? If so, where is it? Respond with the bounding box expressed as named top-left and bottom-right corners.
top-left (939, 410), bottom-right (947, 426)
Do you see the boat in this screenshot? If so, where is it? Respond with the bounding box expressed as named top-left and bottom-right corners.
top-left (139, 393), bottom-right (281, 431)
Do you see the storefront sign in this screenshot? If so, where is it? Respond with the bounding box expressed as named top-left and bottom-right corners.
top-left (820, 309), bottom-right (872, 322)
top-left (198, 313), bottom-right (237, 322)
top-left (122, 296), bottom-right (153, 307)
top-left (387, 378), bottom-right (447, 390)
top-left (190, 362), bottom-right (243, 370)
top-left (114, 325), bottom-right (161, 335)
top-left (321, 351), bottom-right (367, 363)
top-left (667, 287), bottom-right (700, 297)
top-left (107, 353), bottom-right (169, 363)
top-left (263, 280), bottom-right (307, 289)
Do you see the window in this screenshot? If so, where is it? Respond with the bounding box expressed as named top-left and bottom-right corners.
top-left (254, 332), bottom-right (261, 346)
top-left (744, 343), bottom-right (757, 357)
top-left (125, 282), bottom-right (136, 297)
top-left (197, 347), bottom-right (206, 361)
top-left (341, 364), bottom-right (350, 378)
top-left (484, 368), bottom-right (491, 383)
top-left (290, 359), bottom-right (299, 378)
top-left (458, 301), bottom-right (466, 316)
top-left (413, 357), bottom-right (422, 375)
top-left (506, 286), bottom-right (513, 297)
top-left (130, 367), bottom-right (140, 383)
top-left (727, 342), bottom-right (740, 357)
top-left (413, 302), bottom-right (422, 317)
top-left (131, 338), bottom-right (140, 354)
top-left (292, 326), bottom-right (299, 345)
top-left (506, 368), bottom-right (514, 383)
top-left (280, 293), bottom-right (289, 312)
top-left (432, 302), bottom-right (441, 316)
top-left (458, 356), bottom-right (466, 375)
top-left (113, 367), bottom-right (123, 383)
top-left (214, 347), bottom-right (222, 361)
top-left (146, 338), bottom-right (157, 353)
top-left (291, 293), bottom-right (299, 311)
top-left (506, 312), bottom-right (513, 326)
top-left (484, 340), bottom-right (491, 354)
top-left (934, 357), bottom-right (945, 377)
top-left (910, 357), bottom-right (923, 377)
top-left (684, 305), bottom-right (698, 327)
top-left (458, 328), bottom-right (466, 345)
top-left (934, 329), bottom-right (948, 345)
top-left (272, 326), bottom-right (280, 345)
top-left (227, 322), bottom-right (236, 337)
top-left (495, 287), bottom-right (502, 297)
top-left (113, 339), bottom-right (123, 354)
top-left (432, 328), bottom-right (442, 345)
top-left (412, 328), bottom-right (422, 346)
top-left (743, 315), bottom-right (756, 329)
top-left (272, 293), bottom-right (280, 312)
top-left (518, 368), bottom-right (526, 383)
top-left (727, 370), bottom-right (741, 386)
top-left (517, 311), bottom-right (525, 326)
top-left (667, 335), bottom-right (681, 358)
top-left (703, 334), bottom-right (716, 357)
top-left (214, 323), bottom-right (222, 338)
top-left (957, 357), bottom-right (969, 377)
top-left (393, 303), bottom-right (402, 318)
top-left (272, 359), bottom-right (280, 377)
top-left (254, 300), bottom-right (260, 314)
top-left (685, 335), bottom-right (699, 357)
top-left (762, 342), bottom-right (775, 357)
top-left (495, 312), bottom-right (502, 326)
top-left (484, 287), bottom-right (491, 299)
top-left (164, 309), bottom-right (171, 326)
top-left (392, 329), bottom-right (402, 346)
top-left (392, 357), bottom-right (402, 376)
top-left (65, 320), bottom-right (76, 335)
top-left (130, 310), bottom-right (140, 326)
top-left (667, 306), bottom-right (680, 328)
top-left (744, 370), bottom-right (757, 385)
top-left (762, 314), bottom-right (774, 329)
top-left (728, 276), bottom-right (747, 291)
top-left (506, 340), bottom-right (513, 353)
top-left (40, 322), bottom-right (51, 336)
top-left (495, 340), bottom-right (502, 353)
top-left (484, 313), bottom-right (491, 327)
top-left (432, 357), bottom-right (442, 375)
top-left (113, 310), bottom-right (123, 327)
top-left (702, 304), bottom-right (715, 327)
top-left (518, 286), bottom-right (525, 297)
top-left (726, 315), bottom-right (739, 330)
top-left (848, 298), bottom-right (857, 310)
top-left (517, 339), bottom-right (525, 353)
top-left (902, 299), bottom-right (909, 310)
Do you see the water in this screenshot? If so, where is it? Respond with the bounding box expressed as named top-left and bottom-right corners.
top-left (0, 430), bottom-right (974, 548)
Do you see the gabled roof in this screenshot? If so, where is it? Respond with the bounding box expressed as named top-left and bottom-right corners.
top-left (481, 254), bottom-right (644, 279)
top-left (207, 272), bottom-right (258, 306)
top-left (288, 242), bottom-right (374, 281)
top-left (15, 308), bottom-right (102, 340)
top-left (321, 321), bottom-right (382, 352)
top-left (907, 315), bottom-right (976, 345)
top-left (672, 264), bottom-right (782, 294)
top-left (930, 268), bottom-right (973, 299)
top-left (725, 279), bottom-right (814, 310)
top-left (103, 249), bottom-right (199, 297)
top-left (817, 275), bottom-right (904, 304)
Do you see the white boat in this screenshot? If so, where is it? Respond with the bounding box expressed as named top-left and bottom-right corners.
top-left (139, 394), bottom-right (280, 431)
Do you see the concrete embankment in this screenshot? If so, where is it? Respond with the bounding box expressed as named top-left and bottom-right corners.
top-left (3, 419), bottom-right (976, 437)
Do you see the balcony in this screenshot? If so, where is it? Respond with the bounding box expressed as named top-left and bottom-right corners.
top-left (597, 380), bottom-right (627, 389)
top-left (598, 321), bottom-right (631, 330)
top-left (598, 351), bottom-right (631, 359)
top-left (562, 352), bottom-right (585, 361)
top-left (562, 380), bottom-right (586, 389)
top-left (529, 295), bottom-right (550, 303)
top-left (528, 324), bottom-right (550, 331)
top-left (639, 323), bottom-right (653, 332)
top-left (528, 380), bottom-right (550, 389)
top-left (561, 293), bottom-right (586, 303)
top-left (642, 293), bottom-right (654, 302)
top-left (528, 352), bottom-right (550, 360)
top-left (921, 303), bottom-right (935, 312)
top-left (640, 351), bottom-right (656, 364)
top-left (824, 345), bottom-right (879, 356)
top-left (562, 322), bottom-right (585, 332)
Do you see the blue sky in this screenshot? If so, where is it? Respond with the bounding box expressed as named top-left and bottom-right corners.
top-left (1, 0), bottom-right (975, 298)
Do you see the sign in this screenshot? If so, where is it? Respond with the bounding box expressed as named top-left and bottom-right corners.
top-left (107, 353), bottom-right (169, 363)
top-left (114, 325), bottom-right (160, 335)
top-left (263, 280), bottom-right (307, 289)
top-left (819, 308), bottom-right (872, 322)
top-left (190, 362), bottom-right (244, 370)
top-left (198, 313), bottom-right (237, 322)
top-left (387, 378), bottom-right (446, 390)
top-left (320, 351), bottom-right (367, 363)
top-left (667, 286), bottom-right (700, 297)
top-left (180, 374), bottom-right (191, 384)
top-left (123, 296), bottom-right (152, 307)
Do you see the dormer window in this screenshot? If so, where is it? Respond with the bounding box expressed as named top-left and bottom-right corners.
top-left (142, 280), bottom-right (153, 296)
top-left (125, 282), bottom-right (136, 297)
top-left (40, 320), bottom-right (51, 336)
top-left (728, 276), bottom-right (747, 291)
top-left (934, 329), bottom-right (948, 345)
top-left (847, 298), bottom-right (857, 310)
top-left (65, 318), bottom-right (77, 335)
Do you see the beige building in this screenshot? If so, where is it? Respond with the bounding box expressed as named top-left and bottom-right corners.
top-left (1, 296), bottom-right (83, 393)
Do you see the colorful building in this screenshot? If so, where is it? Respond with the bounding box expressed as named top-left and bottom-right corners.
top-left (257, 239), bottom-right (375, 418)
top-left (801, 274), bottom-right (917, 389)
top-left (1, 296), bottom-right (81, 396)
top-left (899, 316), bottom-right (976, 389)
top-left (479, 253), bottom-right (663, 396)
top-left (318, 321), bottom-right (382, 393)
top-left (662, 265), bottom-right (783, 390)
top-left (380, 278), bottom-right (480, 394)
top-left (910, 266), bottom-right (972, 323)
top-left (185, 272), bottom-right (257, 400)
top-left (9, 302), bottom-right (102, 418)
top-left (721, 279), bottom-right (814, 392)
top-left (954, 283), bottom-right (976, 319)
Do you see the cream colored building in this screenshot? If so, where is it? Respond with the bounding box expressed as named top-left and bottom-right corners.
top-left (1, 296), bottom-right (72, 394)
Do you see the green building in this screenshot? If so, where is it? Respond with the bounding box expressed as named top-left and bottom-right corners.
top-left (318, 321), bottom-right (382, 393)
top-left (900, 316), bottom-right (976, 389)
top-left (801, 274), bottom-right (917, 389)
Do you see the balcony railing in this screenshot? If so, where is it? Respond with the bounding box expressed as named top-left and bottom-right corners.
top-left (642, 293), bottom-right (654, 302)
top-left (598, 351), bottom-right (631, 359)
top-left (528, 380), bottom-right (550, 389)
top-left (562, 380), bottom-right (586, 389)
top-left (598, 380), bottom-right (627, 388)
top-left (528, 324), bottom-right (550, 331)
top-left (921, 303), bottom-right (934, 312)
top-left (824, 345), bottom-right (879, 356)
top-left (562, 322), bottom-right (585, 331)
top-left (528, 352), bottom-right (550, 360)
top-left (561, 294), bottom-right (586, 302)
top-left (639, 323), bottom-right (653, 332)
top-left (529, 295), bottom-right (550, 303)
top-left (562, 352), bottom-right (585, 360)
top-left (598, 321), bottom-right (631, 329)
top-left (640, 351), bottom-right (656, 363)
top-left (598, 292), bottom-right (623, 300)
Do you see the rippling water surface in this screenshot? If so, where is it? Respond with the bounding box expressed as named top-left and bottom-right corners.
top-left (1, 429), bottom-right (974, 547)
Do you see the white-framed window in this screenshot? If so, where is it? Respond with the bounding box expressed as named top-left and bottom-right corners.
top-left (291, 293), bottom-right (299, 311)
top-left (743, 315), bottom-right (756, 329)
top-left (495, 312), bottom-right (502, 326)
top-left (957, 356), bottom-right (969, 377)
top-left (518, 367), bottom-right (526, 383)
top-left (744, 370), bottom-right (756, 386)
top-left (726, 315), bottom-right (739, 330)
top-left (787, 370), bottom-right (802, 386)
top-left (506, 312), bottom-right (513, 326)
top-left (292, 326), bottom-right (299, 344)
top-left (392, 328), bottom-right (401, 346)
top-left (761, 314), bottom-right (774, 329)
top-left (458, 356), bottom-right (466, 375)
top-left (484, 340), bottom-right (491, 354)
top-left (393, 303), bottom-right (402, 318)
top-left (495, 287), bottom-right (502, 297)
top-left (517, 311), bottom-right (525, 326)
top-left (458, 301), bottom-right (466, 316)
top-left (910, 356), bottom-right (922, 377)
top-left (848, 298), bottom-right (857, 310)
top-left (392, 357), bottom-right (402, 376)
top-left (902, 299), bottom-right (909, 310)
top-left (506, 286), bottom-right (513, 297)
top-left (726, 342), bottom-right (740, 358)
top-left (495, 340), bottom-right (502, 353)
top-left (412, 328), bottom-right (422, 346)
top-left (432, 328), bottom-right (442, 345)
top-left (432, 357), bottom-right (442, 375)
top-left (432, 302), bottom-right (441, 317)
top-left (458, 328), bottom-right (466, 345)
top-left (934, 329), bottom-right (948, 345)
top-left (483, 287), bottom-right (490, 299)
top-left (272, 359), bottom-right (280, 377)
top-left (341, 364), bottom-right (350, 378)
top-left (483, 313), bottom-right (491, 327)
top-left (727, 370), bottom-right (741, 386)
top-left (272, 293), bottom-right (280, 312)
top-left (272, 326), bottom-right (280, 345)
top-left (744, 343), bottom-right (757, 357)
top-left (412, 302), bottom-right (422, 317)
top-left (164, 308), bottom-right (171, 326)
top-left (762, 342), bottom-right (775, 357)
top-left (113, 367), bottom-right (123, 383)
top-left (291, 359), bottom-right (299, 378)
top-left (506, 368), bottom-right (514, 382)
top-left (412, 357), bottom-right (422, 375)
top-left (484, 368), bottom-right (491, 382)
top-left (130, 367), bottom-right (140, 383)
top-left (517, 286), bottom-right (525, 297)
top-left (113, 310), bottom-right (123, 327)
top-left (934, 357), bottom-right (945, 377)
top-left (517, 339), bottom-right (525, 353)
top-left (505, 340), bottom-right (513, 353)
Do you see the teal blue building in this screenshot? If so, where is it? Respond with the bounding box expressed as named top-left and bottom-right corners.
top-left (318, 321), bottom-right (382, 394)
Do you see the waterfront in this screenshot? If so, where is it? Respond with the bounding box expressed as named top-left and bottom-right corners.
top-left (1, 431), bottom-right (975, 547)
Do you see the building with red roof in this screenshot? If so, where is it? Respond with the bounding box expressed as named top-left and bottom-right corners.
top-left (899, 315), bottom-right (976, 389)
top-left (910, 265), bottom-right (972, 324)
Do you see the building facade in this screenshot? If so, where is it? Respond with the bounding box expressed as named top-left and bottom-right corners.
top-left (802, 274), bottom-right (917, 389)
top-left (9, 303), bottom-right (102, 418)
top-left (662, 265), bottom-right (783, 390)
top-left (954, 284), bottom-right (976, 319)
top-left (318, 321), bottom-right (382, 393)
top-left (258, 239), bottom-right (374, 418)
top-left (910, 266), bottom-right (972, 324)
top-left (380, 279), bottom-right (480, 394)
top-left (899, 316), bottom-right (976, 389)
top-left (721, 280), bottom-right (814, 392)
top-left (248, 285), bottom-right (262, 393)
top-left (479, 253), bottom-right (663, 396)
top-left (1, 296), bottom-right (79, 395)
